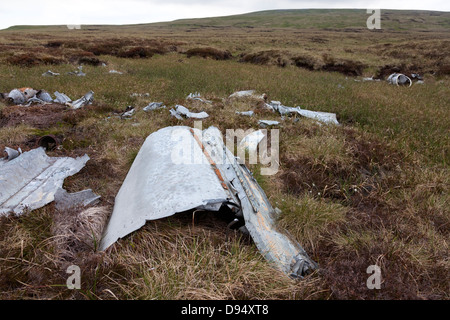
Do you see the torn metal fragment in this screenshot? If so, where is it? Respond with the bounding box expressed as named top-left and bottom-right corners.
top-left (259, 120), bottom-right (280, 127)
top-left (296, 109), bottom-right (339, 125)
top-left (36, 90), bottom-right (53, 102)
top-left (42, 70), bottom-right (60, 77)
top-left (187, 92), bottom-right (212, 104)
top-left (0, 147), bottom-right (90, 215)
top-left (239, 130), bottom-right (265, 152)
top-left (143, 102), bottom-right (166, 112)
top-left (100, 126), bottom-right (317, 278)
top-left (170, 105), bottom-right (209, 119)
top-left (235, 111), bottom-right (254, 117)
top-left (387, 73), bottom-right (412, 87)
top-left (269, 100), bottom-right (339, 125)
top-left (68, 66), bottom-right (86, 77)
top-left (54, 91), bottom-right (72, 104)
top-left (69, 91), bottom-right (94, 109)
top-left (3, 147), bottom-right (22, 161)
top-left (36, 135), bottom-right (59, 150)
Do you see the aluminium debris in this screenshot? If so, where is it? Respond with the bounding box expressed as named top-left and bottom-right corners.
top-left (187, 92), bottom-right (212, 104)
top-left (54, 188), bottom-right (101, 211)
top-left (235, 111), bottom-right (254, 117)
top-left (68, 91), bottom-right (94, 109)
top-left (170, 105), bottom-right (209, 120)
top-left (387, 73), bottom-right (412, 87)
top-left (42, 70), bottom-right (60, 77)
top-left (0, 147), bottom-right (90, 215)
top-left (268, 101), bottom-right (339, 125)
top-left (258, 120), bottom-right (280, 127)
top-left (143, 102), bottom-right (166, 112)
top-left (68, 66), bottom-right (86, 77)
top-left (100, 126), bottom-right (317, 278)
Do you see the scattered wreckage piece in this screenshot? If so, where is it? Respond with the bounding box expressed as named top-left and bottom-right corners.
top-left (259, 120), bottom-right (280, 127)
top-left (170, 105), bottom-right (209, 120)
top-left (0, 147), bottom-right (90, 216)
top-left (68, 91), bottom-right (94, 109)
top-left (7, 88), bottom-right (35, 105)
top-left (109, 70), bottom-right (123, 75)
top-left (121, 106), bottom-right (135, 118)
top-left (130, 93), bottom-right (150, 98)
top-left (100, 126), bottom-right (317, 278)
top-left (387, 73), bottom-right (412, 87)
top-left (239, 130), bottom-right (265, 153)
top-left (268, 101), bottom-right (339, 125)
top-left (235, 111), bottom-right (254, 117)
top-left (229, 90), bottom-right (267, 101)
top-left (54, 91), bottom-right (72, 104)
top-left (68, 66), bottom-right (86, 77)
top-left (42, 70), bottom-right (60, 77)
top-left (143, 102), bottom-right (166, 112)
top-left (187, 92), bottom-right (212, 104)
top-left (3, 147), bottom-right (22, 161)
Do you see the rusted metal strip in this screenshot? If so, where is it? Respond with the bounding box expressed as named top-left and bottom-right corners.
top-left (190, 128), bottom-right (228, 190)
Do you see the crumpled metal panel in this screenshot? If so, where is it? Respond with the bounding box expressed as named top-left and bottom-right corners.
top-left (0, 148), bottom-right (89, 215)
top-left (170, 105), bottom-right (209, 119)
top-left (100, 126), bottom-right (317, 278)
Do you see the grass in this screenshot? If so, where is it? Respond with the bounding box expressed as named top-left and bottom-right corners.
top-left (0, 9), bottom-right (448, 300)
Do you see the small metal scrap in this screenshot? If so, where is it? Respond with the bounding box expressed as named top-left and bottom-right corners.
top-left (387, 73), bottom-right (412, 87)
top-left (69, 91), bottom-right (94, 109)
top-left (68, 66), bottom-right (86, 77)
top-left (143, 102), bottom-right (166, 112)
top-left (3, 147), bottom-right (22, 161)
top-left (54, 188), bottom-right (101, 211)
top-left (187, 92), bottom-right (212, 104)
top-left (268, 101), bottom-right (339, 125)
top-left (235, 111), bottom-right (254, 117)
top-left (259, 120), bottom-right (280, 127)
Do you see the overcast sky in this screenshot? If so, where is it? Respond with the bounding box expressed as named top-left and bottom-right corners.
top-left (1, 0), bottom-right (449, 30)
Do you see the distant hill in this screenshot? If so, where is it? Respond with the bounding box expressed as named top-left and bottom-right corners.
top-left (3, 9), bottom-right (450, 32)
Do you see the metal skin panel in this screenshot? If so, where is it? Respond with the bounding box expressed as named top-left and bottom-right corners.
top-left (100, 126), bottom-right (317, 278)
top-left (0, 148), bottom-right (90, 215)
top-left (99, 126), bottom-right (230, 251)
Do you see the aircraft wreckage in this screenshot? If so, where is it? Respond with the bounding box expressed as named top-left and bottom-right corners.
top-left (100, 126), bottom-right (317, 278)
